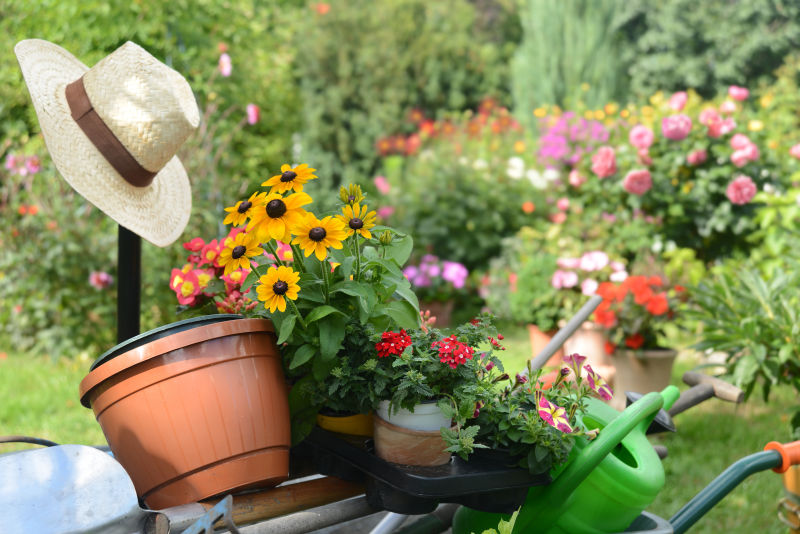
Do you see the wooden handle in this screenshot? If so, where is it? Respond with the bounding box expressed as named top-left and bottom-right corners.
top-left (682, 371), bottom-right (744, 403)
top-left (200, 476), bottom-right (365, 527)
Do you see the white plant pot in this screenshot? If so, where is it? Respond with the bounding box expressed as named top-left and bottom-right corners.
top-left (376, 400), bottom-right (451, 432)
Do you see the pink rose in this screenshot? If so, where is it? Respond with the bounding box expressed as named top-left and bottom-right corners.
top-left (661, 114), bottom-right (692, 141)
top-left (708, 118), bottom-right (736, 138)
top-left (699, 108), bottom-right (720, 126)
top-left (550, 212), bottom-right (567, 224)
top-left (790, 144), bottom-right (800, 160)
top-left (668, 91), bottom-right (688, 111)
top-left (377, 206), bottom-right (395, 219)
top-left (742, 143), bottom-right (759, 162)
top-left (637, 148), bottom-right (652, 166)
top-left (629, 125), bottom-right (654, 149)
top-left (719, 100), bottom-right (737, 114)
top-left (218, 53), bottom-right (232, 77)
top-left (687, 149), bottom-right (708, 166)
top-left (726, 175), bottom-right (757, 205)
top-left (373, 175), bottom-right (391, 194)
top-left (246, 103), bottom-right (259, 125)
top-left (591, 146), bottom-right (617, 178)
top-left (556, 197), bottom-right (570, 211)
top-left (568, 169), bottom-right (586, 187)
top-left (728, 85), bottom-right (749, 101)
top-left (730, 150), bottom-right (749, 168)
top-left (551, 270), bottom-right (578, 289)
top-left (730, 134), bottom-right (751, 150)
top-left (623, 169), bottom-right (653, 196)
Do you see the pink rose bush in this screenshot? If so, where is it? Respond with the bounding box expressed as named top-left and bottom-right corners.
top-left (629, 125), bottom-right (654, 149)
top-left (591, 146), bottom-right (617, 178)
top-left (668, 91), bottom-right (687, 111)
top-left (728, 85), bottom-right (749, 101)
top-left (726, 175), bottom-right (757, 205)
top-left (623, 169), bottom-right (652, 196)
top-left (661, 114), bottom-right (692, 141)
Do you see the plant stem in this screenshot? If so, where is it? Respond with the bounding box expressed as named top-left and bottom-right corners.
top-left (264, 241), bottom-right (285, 268)
top-left (290, 244), bottom-right (306, 273)
top-left (353, 235), bottom-right (362, 281)
top-left (287, 298), bottom-right (307, 329)
top-left (321, 258), bottom-right (330, 303)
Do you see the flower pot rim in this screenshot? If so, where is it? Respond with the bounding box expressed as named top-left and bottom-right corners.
top-left (374, 413), bottom-right (456, 437)
top-left (616, 348), bottom-right (678, 358)
top-left (79, 317), bottom-right (275, 407)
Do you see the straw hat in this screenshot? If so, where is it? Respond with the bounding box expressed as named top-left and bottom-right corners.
top-left (14, 39), bottom-right (199, 247)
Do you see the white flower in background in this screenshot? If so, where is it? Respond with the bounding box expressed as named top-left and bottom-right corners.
top-left (610, 271), bottom-right (628, 283)
top-left (609, 261), bottom-right (626, 272)
top-left (543, 168), bottom-right (560, 182)
top-left (763, 183), bottom-right (775, 194)
top-left (506, 156), bottom-right (525, 179)
top-left (581, 278), bottom-right (598, 296)
top-left (652, 240), bottom-right (664, 253)
top-left (419, 149), bottom-right (435, 161)
top-left (473, 158), bottom-right (488, 171)
top-left (458, 156), bottom-right (469, 166)
top-left (526, 168), bottom-right (547, 189)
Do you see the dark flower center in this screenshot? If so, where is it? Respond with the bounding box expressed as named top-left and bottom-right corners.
top-left (349, 217), bottom-right (364, 230)
top-left (232, 245), bottom-right (246, 259)
top-left (266, 199), bottom-right (287, 218)
top-left (237, 200), bottom-right (252, 213)
top-left (272, 280), bottom-right (289, 295)
top-left (280, 170), bottom-right (298, 182)
top-left (309, 227), bottom-right (327, 242)
top-left (348, 195), bottom-right (355, 203)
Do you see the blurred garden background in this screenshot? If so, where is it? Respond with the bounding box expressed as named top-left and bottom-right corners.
top-left (2, 1), bottom-right (800, 531)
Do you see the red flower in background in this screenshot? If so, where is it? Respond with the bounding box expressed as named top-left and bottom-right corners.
top-left (376, 330), bottom-right (412, 358)
top-left (625, 333), bottom-right (645, 349)
top-left (432, 334), bottom-right (475, 369)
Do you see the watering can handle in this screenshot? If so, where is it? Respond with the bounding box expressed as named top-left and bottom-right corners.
top-left (522, 389), bottom-right (675, 531)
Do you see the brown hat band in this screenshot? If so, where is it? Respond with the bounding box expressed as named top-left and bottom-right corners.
top-left (65, 77), bottom-right (157, 187)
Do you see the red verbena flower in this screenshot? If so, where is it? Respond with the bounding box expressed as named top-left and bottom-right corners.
top-left (376, 330), bottom-right (412, 358)
top-left (625, 333), bottom-right (645, 349)
top-left (431, 335), bottom-right (475, 369)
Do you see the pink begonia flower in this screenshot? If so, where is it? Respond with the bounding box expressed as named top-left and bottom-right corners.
top-left (246, 104), bottom-right (259, 125)
top-left (4, 154), bottom-right (16, 170)
top-left (610, 270), bottom-right (628, 283)
top-left (661, 114), bottom-right (692, 141)
top-left (373, 175), bottom-right (391, 195)
top-left (25, 156), bottom-right (40, 174)
top-left (218, 53), bottom-right (232, 77)
top-left (668, 91), bottom-right (688, 111)
top-left (568, 169), bottom-right (586, 187)
top-left (623, 169), bottom-right (653, 196)
top-left (637, 148), bottom-right (652, 166)
top-left (707, 118), bottom-right (736, 138)
top-left (601, 212), bottom-right (617, 223)
top-left (790, 144), bottom-right (800, 160)
top-left (377, 206), bottom-right (395, 219)
top-left (726, 175), bottom-right (757, 205)
top-left (537, 394), bottom-right (573, 433)
top-left (719, 100), bottom-right (737, 114)
top-left (89, 271), bottom-right (114, 290)
top-left (699, 108), bottom-right (720, 126)
top-left (730, 134), bottom-right (751, 150)
top-left (550, 212), bottom-right (567, 224)
top-left (687, 149), bottom-right (708, 166)
top-left (442, 261), bottom-right (468, 289)
top-left (556, 197), bottom-right (570, 211)
top-left (610, 261), bottom-right (625, 272)
top-left (581, 278), bottom-right (598, 296)
top-left (584, 364), bottom-right (614, 401)
top-left (591, 146), bottom-right (616, 178)
top-left (579, 251), bottom-right (609, 272)
top-left (551, 269), bottom-right (579, 289)
top-left (728, 85), bottom-right (749, 101)
top-left (731, 143), bottom-right (758, 167)
top-left (629, 125), bottom-right (654, 149)
top-left (557, 257), bottom-right (581, 269)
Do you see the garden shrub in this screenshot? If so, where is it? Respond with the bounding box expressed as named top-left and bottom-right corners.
top-left (293, 0), bottom-right (517, 185)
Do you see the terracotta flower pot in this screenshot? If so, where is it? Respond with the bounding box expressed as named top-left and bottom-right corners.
top-left (609, 349), bottom-right (677, 411)
top-left (79, 317), bottom-right (290, 509)
top-left (419, 300), bottom-right (455, 328)
top-left (527, 324), bottom-right (564, 367)
top-left (316, 411), bottom-right (374, 437)
top-left (373, 416), bottom-right (452, 466)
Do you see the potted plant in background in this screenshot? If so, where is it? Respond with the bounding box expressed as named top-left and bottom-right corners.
top-left (369, 315), bottom-right (503, 466)
top-left (403, 254), bottom-right (470, 327)
top-left (593, 274), bottom-right (683, 409)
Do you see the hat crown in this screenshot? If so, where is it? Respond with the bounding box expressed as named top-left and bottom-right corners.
top-left (82, 42), bottom-right (200, 173)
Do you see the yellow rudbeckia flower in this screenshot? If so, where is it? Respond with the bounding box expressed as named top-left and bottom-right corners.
top-left (218, 232), bottom-right (264, 275)
top-left (292, 213), bottom-right (347, 261)
top-left (262, 163), bottom-right (317, 194)
top-left (336, 203), bottom-right (376, 239)
top-left (247, 191), bottom-right (312, 243)
top-left (256, 265), bottom-right (301, 313)
top-left (223, 192), bottom-right (266, 227)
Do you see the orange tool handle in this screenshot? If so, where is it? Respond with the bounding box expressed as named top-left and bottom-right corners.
top-left (764, 440), bottom-right (800, 473)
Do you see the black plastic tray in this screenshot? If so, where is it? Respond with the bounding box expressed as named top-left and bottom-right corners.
top-left (301, 427), bottom-right (551, 515)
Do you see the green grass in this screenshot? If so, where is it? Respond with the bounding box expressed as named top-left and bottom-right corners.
top-left (0, 353), bottom-right (106, 451)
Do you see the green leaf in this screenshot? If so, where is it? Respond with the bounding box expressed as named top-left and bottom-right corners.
top-left (241, 269), bottom-right (259, 293)
top-left (384, 300), bottom-right (422, 330)
top-left (331, 281), bottom-right (378, 313)
top-left (382, 233), bottom-right (413, 266)
top-left (277, 313), bottom-right (296, 344)
top-left (289, 343), bottom-right (316, 369)
top-left (305, 305), bottom-right (344, 323)
top-left (386, 274), bottom-right (420, 310)
top-left (319, 314), bottom-right (347, 361)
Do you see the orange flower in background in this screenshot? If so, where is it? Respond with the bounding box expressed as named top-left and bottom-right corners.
top-left (604, 341), bottom-right (617, 355)
top-left (625, 333), bottom-right (645, 349)
top-left (28, 205), bottom-right (39, 215)
top-left (17, 205), bottom-right (27, 215)
top-left (522, 201), bottom-right (535, 214)
top-left (593, 302), bottom-right (617, 328)
top-left (646, 292), bottom-right (669, 315)
top-left (313, 2), bottom-right (330, 15)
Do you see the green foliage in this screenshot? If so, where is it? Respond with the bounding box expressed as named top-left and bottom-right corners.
top-left (686, 265), bottom-right (800, 434)
top-left (512, 0), bottom-right (635, 125)
top-left (474, 510), bottom-right (519, 534)
top-left (294, 0), bottom-right (516, 184)
top-left (623, 0), bottom-right (800, 98)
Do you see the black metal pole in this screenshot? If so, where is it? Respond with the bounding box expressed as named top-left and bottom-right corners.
top-left (117, 225), bottom-right (141, 343)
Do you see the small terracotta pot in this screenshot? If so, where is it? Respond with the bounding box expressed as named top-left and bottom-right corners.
top-left (528, 324), bottom-right (564, 367)
top-left (316, 411), bottom-right (374, 437)
top-left (373, 415), bottom-right (452, 466)
top-left (610, 349), bottom-right (677, 411)
top-left (79, 318), bottom-right (290, 509)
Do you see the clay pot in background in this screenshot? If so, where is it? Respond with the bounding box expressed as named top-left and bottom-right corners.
top-left (527, 324), bottom-right (564, 367)
top-left (609, 349), bottom-right (677, 411)
top-left (79, 317), bottom-right (290, 509)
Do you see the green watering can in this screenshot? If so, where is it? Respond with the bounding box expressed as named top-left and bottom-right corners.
top-left (453, 386), bottom-right (680, 534)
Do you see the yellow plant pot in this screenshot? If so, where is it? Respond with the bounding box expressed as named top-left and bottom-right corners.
top-left (316, 412), bottom-right (374, 437)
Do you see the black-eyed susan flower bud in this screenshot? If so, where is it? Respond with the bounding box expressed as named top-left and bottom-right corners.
top-left (339, 184), bottom-right (365, 205)
top-left (379, 230), bottom-right (393, 245)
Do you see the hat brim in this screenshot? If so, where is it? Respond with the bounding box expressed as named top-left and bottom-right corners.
top-left (14, 39), bottom-right (192, 247)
